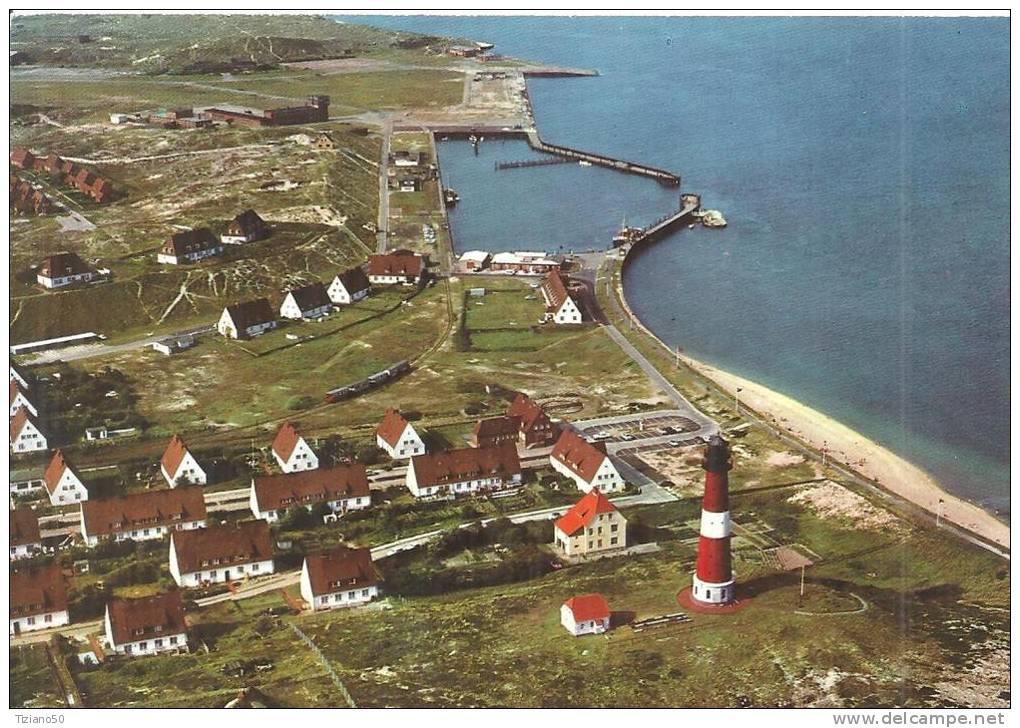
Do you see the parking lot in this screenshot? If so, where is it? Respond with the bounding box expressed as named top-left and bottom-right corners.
top-left (571, 410), bottom-right (711, 452)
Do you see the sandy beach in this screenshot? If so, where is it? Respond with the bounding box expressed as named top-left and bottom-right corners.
top-left (615, 282), bottom-right (1010, 553)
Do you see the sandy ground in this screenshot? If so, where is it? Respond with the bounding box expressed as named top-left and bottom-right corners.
top-left (679, 354), bottom-right (1009, 550)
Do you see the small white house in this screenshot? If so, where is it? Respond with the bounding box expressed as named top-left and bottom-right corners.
top-left (279, 283), bottom-right (332, 320)
top-left (10, 364), bottom-right (30, 390)
top-left (271, 422), bottom-right (319, 473)
top-left (300, 546), bottom-right (380, 611)
top-left (43, 450), bottom-right (89, 506)
top-left (327, 267), bottom-right (371, 305)
top-left (560, 593), bottom-right (611, 637)
top-left (540, 270), bottom-right (585, 324)
top-left (36, 252), bottom-right (99, 289)
top-left (375, 408), bottom-right (426, 459)
top-left (217, 298), bottom-right (277, 340)
top-left (220, 209), bottom-right (268, 245)
top-left (104, 592), bottom-right (188, 656)
top-left (156, 229), bottom-right (223, 265)
top-left (169, 520), bottom-right (274, 587)
top-left (160, 435), bottom-right (207, 487)
top-left (550, 429), bottom-right (626, 494)
top-left (10, 407), bottom-right (46, 454)
top-left (10, 565), bottom-right (69, 636)
top-left (9, 381), bottom-right (37, 417)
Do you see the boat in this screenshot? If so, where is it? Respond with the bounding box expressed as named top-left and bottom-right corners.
top-left (444, 188), bottom-right (460, 205)
top-left (578, 160), bottom-right (592, 167)
top-left (612, 217), bottom-right (644, 247)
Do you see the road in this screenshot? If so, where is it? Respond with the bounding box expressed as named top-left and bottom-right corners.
top-left (21, 325), bottom-right (214, 365)
top-left (376, 116), bottom-right (393, 253)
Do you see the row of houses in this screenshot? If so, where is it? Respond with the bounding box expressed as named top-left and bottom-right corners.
top-left (157, 210), bottom-right (270, 265)
top-left (10, 174), bottom-right (53, 215)
top-left (10, 148), bottom-right (115, 203)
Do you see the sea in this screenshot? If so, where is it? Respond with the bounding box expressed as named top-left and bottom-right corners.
top-left (339, 16), bottom-right (1010, 515)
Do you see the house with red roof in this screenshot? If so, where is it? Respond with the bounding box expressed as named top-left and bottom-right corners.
top-left (10, 406), bottom-right (46, 454)
top-left (406, 442), bottom-right (521, 499)
top-left (560, 593), bottom-right (611, 636)
top-left (104, 591), bottom-right (188, 656)
top-left (367, 250), bottom-right (427, 285)
top-left (80, 486), bottom-right (207, 547)
top-left (507, 392), bottom-right (557, 447)
top-left (10, 564), bottom-right (69, 635)
top-left (327, 266), bottom-right (371, 305)
top-left (160, 435), bottom-right (206, 487)
top-left (540, 270), bottom-right (585, 325)
top-left (550, 429), bottom-right (625, 494)
top-left (9, 380), bottom-right (37, 418)
top-left (375, 408), bottom-right (426, 459)
top-left (300, 545), bottom-right (380, 611)
top-left (169, 520), bottom-right (274, 587)
top-left (553, 489), bottom-right (627, 558)
top-left (249, 465), bottom-right (371, 523)
top-left (10, 363), bottom-right (30, 390)
top-left (44, 450), bottom-right (89, 506)
top-left (10, 509), bottom-right (42, 562)
top-left (272, 422), bottom-right (319, 473)
top-left (470, 415), bottom-right (519, 449)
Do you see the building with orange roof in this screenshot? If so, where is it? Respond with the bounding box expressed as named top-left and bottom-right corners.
top-left (43, 449), bottom-right (89, 506)
top-left (9, 380), bottom-right (37, 418)
top-left (550, 428), bottom-right (625, 493)
top-left (560, 593), bottom-right (611, 636)
top-left (300, 545), bottom-right (380, 611)
top-left (160, 435), bottom-right (206, 487)
top-left (553, 489), bottom-right (627, 558)
top-left (375, 408), bottom-right (426, 459)
top-left (272, 422), bottom-right (319, 473)
top-left (10, 406), bottom-right (46, 454)
top-left (11, 563), bottom-right (69, 635)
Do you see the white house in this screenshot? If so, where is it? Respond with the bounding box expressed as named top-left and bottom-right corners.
top-left (217, 298), bottom-right (277, 340)
top-left (104, 591), bottom-right (188, 656)
top-left (279, 283), bottom-right (332, 320)
top-left (9, 381), bottom-right (37, 417)
top-left (540, 270), bottom-right (585, 324)
top-left (458, 250), bottom-right (492, 271)
top-left (406, 443), bottom-right (522, 499)
top-left (560, 593), bottom-right (611, 636)
top-left (249, 465), bottom-right (371, 523)
top-left (367, 251), bottom-right (426, 286)
top-left (10, 565), bottom-right (69, 635)
top-left (80, 486), bottom-right (207, 548)
top-left (221, 209), bottom-right (268, 245)
top-left (169, 520), bottom-right (274, 587)
top-left (375, 408), bottom-right (426, 459)
top-left (156, 228), bottom-right (223, 265)
top-left (300, 546), bottom-right (380, 611)
top-left (10, 364), bottom-right (30, 389)
top-left (43, 450), bottom-right (89, 506)
top-left (10, 509), bottom-right (42, 562)
top-left (36, 252), bottom-right (99, 289)
top-left (160, 435), bottom-right (206, 487)
top-left (272, 422), bottom-right (319, 473)
top-left (327, 266), bottom-right (371, 305)
top-left (10, 407), bottom-right (46, 454)
top-left (550, 429), bottom-right (626, 494)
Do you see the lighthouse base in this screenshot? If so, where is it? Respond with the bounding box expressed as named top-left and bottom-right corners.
top-left (691, 575), bottom-right (735, 605)
top-left (677, 586), bottom-right (748, 615)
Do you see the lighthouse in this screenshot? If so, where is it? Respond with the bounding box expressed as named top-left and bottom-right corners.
top-left (692, 434), bottom-right (735, 605)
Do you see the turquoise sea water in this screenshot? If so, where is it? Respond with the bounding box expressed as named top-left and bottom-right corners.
top-left (342, 16), bottom-right (1010, 514)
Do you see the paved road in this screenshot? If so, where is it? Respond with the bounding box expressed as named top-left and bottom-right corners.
top-left (376, 117), bottom-right (392, 253)
top-left (22, 325), bottom-right (214, 365)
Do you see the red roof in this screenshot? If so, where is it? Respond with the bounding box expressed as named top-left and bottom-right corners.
top-left (376, 408), bottom-right (411, 448)
top-left (44, 449), bottom-right (83, 495)
top-left (368, 251), bottom-right (425, 278)
top-left (303, 546), bottom-right (378, 597)
top-left (507, 392), bottom-right (553, 435)
top-left (81, 486), bottom-right (206, 538)
top-left (10, 406), bottom-right (37, 441)
top-left (11, 509), bottom-right (41, 547)
top-left (554, 489), bottom-right (618, 537)
top-left (160, 435), bottom-right (192, 478)
top-left (106, 591), bottom-right (186, 646)
top-left (11, 564), bottom-right (67, 620)
top-left (37, 251), bottom-right (96, 279)
top-left (171, 520), bottom-right (272, 574)
top-left (540, 270), bottom-right (581, 314)
top-left (10, 380), bottom-right (30, 407)
top-left (562, 593), bottom-right (610, 622)
top-left (410, 442), bottom-right (521, 489)
top-left (551, 429), bottom-right (607, 483)
top-left (271, 422), bottom-right (303, 462)
top-left (252, 465), bottom-right (370, 513)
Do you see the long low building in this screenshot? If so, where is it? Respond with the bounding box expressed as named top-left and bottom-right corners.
top-left (406, 442), bottom-right (522, 499)
top-left (250, 465), bottom-right (371, 523)
top-left (169, 520), bottom-right (274, 587)
top-left (80, 486), bottom-right (207, 547)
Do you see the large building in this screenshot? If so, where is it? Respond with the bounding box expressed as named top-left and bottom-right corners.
top-left (249, 465), bottom-right (371, 523)
top-left (327, 266), bottom-right (371, 305)
top-left (80, 486), bottom-right (207, 547)
top-left (367, 251), bottom-right (427, 285)
top-left (406, 442), bottom-right (521, 499)
top-left (550, 429), bottom-right (625, 494)
top-left (10, 564), bottom-right (68, 635)
top-left (169, 520), bottom-right (274, 587)
top-left (553, 489), bottom-right (627, 558)
top-left (200, 95), bottom-right (329, 128)
top-left (104, 591), bottom-right (188, 656)
top-left (692, 435), bottom-right (736, 606)
top-left (300, 546), bottom-right (380, 611)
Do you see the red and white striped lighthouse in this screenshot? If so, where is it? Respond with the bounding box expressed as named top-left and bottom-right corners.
top-left (692, 434), bottom-right (735, 605)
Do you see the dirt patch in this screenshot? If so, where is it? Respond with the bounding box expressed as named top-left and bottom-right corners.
top-left (766, 450), bottom-right (805, 468)
top-left (788, 481), bottom-right (903, 532)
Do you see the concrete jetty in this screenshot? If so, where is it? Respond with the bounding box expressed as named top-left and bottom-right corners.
top-left (525, 130), bottom-right (681, 186)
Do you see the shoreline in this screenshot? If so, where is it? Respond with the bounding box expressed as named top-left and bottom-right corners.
top-left (613, 269), bottom-right (1010, 553)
